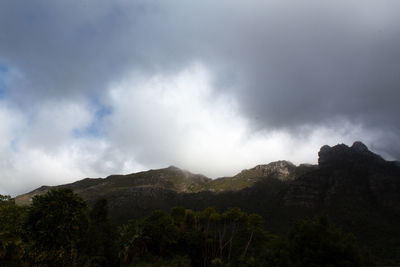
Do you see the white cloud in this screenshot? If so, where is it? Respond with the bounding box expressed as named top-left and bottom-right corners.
top-left (21, 100), bottom-right (92, 151)
top-left (103, 64), bottom-right (386, 178)
top-left (0, 98), bottom-right (143, 195)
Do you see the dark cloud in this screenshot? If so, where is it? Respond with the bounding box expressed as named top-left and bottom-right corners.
top-left (1, 1), bottom-right (399, 128)
top-left (0, 1), bottom-right (203, 103)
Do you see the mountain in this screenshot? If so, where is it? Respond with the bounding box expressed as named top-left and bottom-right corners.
top-left (15, 141), bottom-right (400, 263)
top-left (284, 141), bottom-right (400, 211)
top-left (283, 142), bottom-right (400, 262)
top-left (15, 160), bottom-right (315, 206)
top-left (16, 166), bottom-right (210, 205)
top-left (204, 161), bottom-right (317, 192)
top-left (15, 160), bottom-right (314, 224)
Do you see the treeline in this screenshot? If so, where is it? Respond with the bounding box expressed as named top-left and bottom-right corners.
top-left (0, 189), bottom-right (371, 266)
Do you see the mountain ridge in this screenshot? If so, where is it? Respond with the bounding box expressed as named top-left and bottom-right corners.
top-left (15, 159), bottom-right (312, 205)
top-left (16, 141), bottom-right (398, 208)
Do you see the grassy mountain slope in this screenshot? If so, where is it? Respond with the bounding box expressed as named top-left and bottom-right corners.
top-left (16, 166), bottom-right (210, 205)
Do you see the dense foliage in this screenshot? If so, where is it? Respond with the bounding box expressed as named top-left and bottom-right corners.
top-left (0, 195), bottom-right (27, 266)
top-left (118, 209), bottom-right (369, 267)
top-left (0, 190), bottom-right (370, 266)
top-left (24, 189), bottom-right (89, 266)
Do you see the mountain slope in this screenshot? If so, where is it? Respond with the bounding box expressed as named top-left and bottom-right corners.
top-left (16, 166), bottom-right (210, 205)
top-left (204, 160), bottom-right (316, 192)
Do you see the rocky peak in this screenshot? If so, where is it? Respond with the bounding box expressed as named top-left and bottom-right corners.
top-left (167, 165), bottom-right (181, 171)
top-left (318, 141), bottom-right (384, 168)
top-left (253, 160), bottom-right (297, 181)
top-left (351, 141), bottom-right (369, 153)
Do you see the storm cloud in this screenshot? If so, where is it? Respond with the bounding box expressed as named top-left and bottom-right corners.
top-left (1, 0), bottom-right (400, 195)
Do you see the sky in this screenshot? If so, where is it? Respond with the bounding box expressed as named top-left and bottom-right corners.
top-left (1, 0), bottom-right (400, 196)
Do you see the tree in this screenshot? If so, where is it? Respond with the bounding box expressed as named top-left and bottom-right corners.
top-left (140, 210), bottom-right (179, 256)
top-left (118, 207), bottom-right (277, 266)
top-left (86, 198), bottom-right (119, 266)
top-left (24, 189), bottom-right (89, 266)
top-left (285, 216), bottom-right (363, 267)
top-left (0, 195), bottom-right (27, 266)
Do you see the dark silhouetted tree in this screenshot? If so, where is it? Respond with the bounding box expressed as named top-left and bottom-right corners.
top-left (86, 198), bottom-right (119, 266)
top-left (24, 189), bottom-right (89, 266)
top-left (285, 215), bottom-right (363, 267)
top-left (0, 195), bottom-right (27, 266)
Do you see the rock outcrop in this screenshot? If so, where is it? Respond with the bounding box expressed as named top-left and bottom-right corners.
top-left (318, 141), bottom-right (385, 168)
top-left (253, 161), bottom-right (297, 181)
top-left (285, 142), bottom-right (400, 211)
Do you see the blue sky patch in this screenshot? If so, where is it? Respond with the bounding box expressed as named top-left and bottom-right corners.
top-left (73, 101), bottom-right (113, 139)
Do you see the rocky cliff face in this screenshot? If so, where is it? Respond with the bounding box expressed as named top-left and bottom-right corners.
top-left (284, 141), bottom-right (400, 212)
top-left (205, 160), bottom-right (316, 192)
top-left (318, 141), bottom-right (385, 168)
top-left (253, 161), bottom-right (297, 181)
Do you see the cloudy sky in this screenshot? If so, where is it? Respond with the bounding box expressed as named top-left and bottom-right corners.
top-left (1, 0), bottom-right (400, 196)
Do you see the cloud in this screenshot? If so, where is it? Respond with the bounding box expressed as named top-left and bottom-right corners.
top-left (1, 0), bottom-right (399, 128)
top-left (0, 1), bottom-right (400, 195)
top-left (103, 64), bottom-right (386, 177)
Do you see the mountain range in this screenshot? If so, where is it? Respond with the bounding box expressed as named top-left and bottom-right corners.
top-left (15, 141), bottom-right (400, 262)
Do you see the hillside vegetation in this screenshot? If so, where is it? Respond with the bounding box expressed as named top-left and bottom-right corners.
top-left (2, 190), bottom-right (369, 266)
